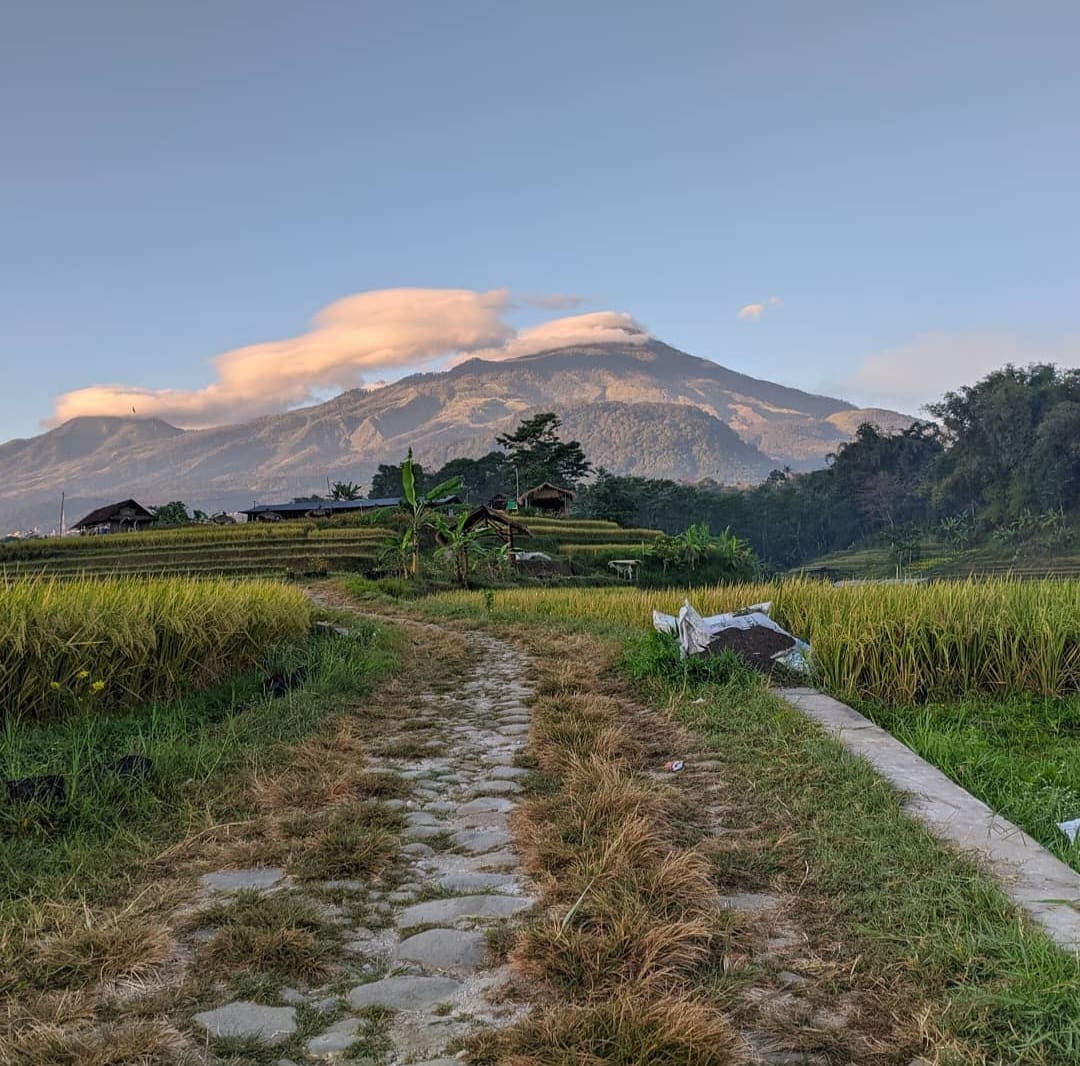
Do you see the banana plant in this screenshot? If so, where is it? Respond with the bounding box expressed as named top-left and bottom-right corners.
top-left (380, 527), bottom-right (413, 579)
top-left (401, 448), bottom-right (463, 576)
top-left (429, 510), bottom-right (492, 587)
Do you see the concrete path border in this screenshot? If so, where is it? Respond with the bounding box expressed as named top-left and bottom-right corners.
top-left (780, 686), bottom-right (1080, 954)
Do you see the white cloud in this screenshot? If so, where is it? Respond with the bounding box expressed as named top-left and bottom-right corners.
top-left (457, 311), bottom-right (649, 365)
top-left (737, 295), bottom-right (782, 321)
top-left (520, 293), bottom-right (585, 310)
top-left (51, 288), bottom-right (651, 429)
top-left (834, 331), bottom-right (1080, 412)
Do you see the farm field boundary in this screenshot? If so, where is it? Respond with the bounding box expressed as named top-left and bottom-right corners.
top-left (782, 686), bottom-right (1080, 952)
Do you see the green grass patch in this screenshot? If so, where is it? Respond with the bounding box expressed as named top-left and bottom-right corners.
top-left (861, 693), bottom-right (1080, 874)
top-left (0, 620), bottom-right (398, 922)
top-left (628, 642), bottom-right (1080, 1063)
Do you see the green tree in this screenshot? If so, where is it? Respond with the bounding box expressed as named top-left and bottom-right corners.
top-left (926, 364), bottom-right (1080, 523)
top-left (329, 480), bottom-right (362, 500)
top-left (371, 461), bottom-right (431, 499)
top-left (401, 448), bottom-right (463, 576)
top-left (432, 452), bottom-right (511, 504)
top-left (576, 468), bottom-right (637, 525)
top-left (495, 413), bottom-right (591, 491)
top-left (153, 501), bottom-right (190, 526)
top-left (429, 511), bottom-right (493, 587)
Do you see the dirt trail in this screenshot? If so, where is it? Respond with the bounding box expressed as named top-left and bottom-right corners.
top-left (189, 609), bottom-right (537, 1064)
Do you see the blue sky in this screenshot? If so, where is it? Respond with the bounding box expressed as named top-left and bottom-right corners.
top-left (2, 1), bottom-right (1078, 440)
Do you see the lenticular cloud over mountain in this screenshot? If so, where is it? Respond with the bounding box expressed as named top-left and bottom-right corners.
top-left (50, 288), bottom-right (651, 430)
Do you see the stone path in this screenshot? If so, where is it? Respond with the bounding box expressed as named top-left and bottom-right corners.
top-left (191, 629), bottom-right (535, 1064)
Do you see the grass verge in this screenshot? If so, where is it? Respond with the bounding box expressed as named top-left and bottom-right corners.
top-left (0, 609), bottom-right (402, 1063)
top-left (409, 596), bottom-right (1080, 1063)
top-left (859, 692), bottom-right (1080, 875)
top-left (622, 629), bottom-right (1080, 1063)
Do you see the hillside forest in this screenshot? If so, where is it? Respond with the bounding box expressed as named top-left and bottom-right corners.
top-left (371, 365), bottom-right (1080, 571)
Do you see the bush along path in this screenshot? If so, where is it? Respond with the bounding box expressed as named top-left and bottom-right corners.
top-left (185, 607), bottom-right (540, 1064)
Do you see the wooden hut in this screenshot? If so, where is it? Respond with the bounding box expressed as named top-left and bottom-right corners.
top-left (459, 505), bottom-right (532, 553)
top-left (72, 499), bottom-right (157, 535)
top-left (516, 482), bottom-right (575, 516)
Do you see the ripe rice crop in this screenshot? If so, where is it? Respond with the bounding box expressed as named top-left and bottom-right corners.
top-left (560, 543), bottom-right (652, 558)
top-left (0, 522), bottom-right (385, 561)
top-left (434, 578), bottom-right (1080, 704)
top-left (0, 577), bottom-right (311, 720)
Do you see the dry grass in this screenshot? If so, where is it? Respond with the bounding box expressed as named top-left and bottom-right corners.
top-left (469, 988), bottom-right (743, 1065)
top-left (1, 588), bottom-right (474, 1062)
top-left (33, 912), bottom-right (171, 990)
top-left (193, 889), bottom-right (338, 983)
top-left (0, 1017), bottom-right (184, 1066)
top-left (459, 627), bottom-right (745, 1063)
top-left (289, 800), bottom-right (403, 881)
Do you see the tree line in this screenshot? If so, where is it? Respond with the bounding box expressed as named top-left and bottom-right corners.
top-left (577, 364), bottom-right (1080, 568)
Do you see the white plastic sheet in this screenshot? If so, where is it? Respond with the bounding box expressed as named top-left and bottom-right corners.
top-left (652, 599), bottom-right (810, 673)
top-left (1057, 818), bottom-right (1080, 843)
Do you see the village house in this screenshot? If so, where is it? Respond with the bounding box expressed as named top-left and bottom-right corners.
top-left (72, 499), bottom-right (157, 535)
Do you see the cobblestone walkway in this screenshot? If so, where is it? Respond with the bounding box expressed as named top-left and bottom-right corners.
top-left (190, 629), bottom-right (536, 1065)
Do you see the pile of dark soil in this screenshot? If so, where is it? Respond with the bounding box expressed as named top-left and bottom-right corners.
top-left (703, 626), bottom-right (795, 673)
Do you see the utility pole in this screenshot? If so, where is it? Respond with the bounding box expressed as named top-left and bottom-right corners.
top-left (59, 491), bottom-right (65, 537)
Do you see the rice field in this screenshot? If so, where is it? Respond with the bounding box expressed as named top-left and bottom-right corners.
top-left (433, 578), bottom-right (1080, 704)
top-left (0, 576), bottom-right (311, 720)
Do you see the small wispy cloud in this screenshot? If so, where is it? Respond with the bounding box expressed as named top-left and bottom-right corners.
top-left (520, 293), bottom-right (585, 310)
top-left (737, 295), bottom-right (782, 321)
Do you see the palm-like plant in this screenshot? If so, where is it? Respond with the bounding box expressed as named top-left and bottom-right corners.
top-left (429, 511), bottom-right (492, 587)
top-left (401, 448), bottom-right (463, 576)
top-left (330, 480), bottom-right (362, 500)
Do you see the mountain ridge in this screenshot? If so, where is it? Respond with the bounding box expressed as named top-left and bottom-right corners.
top-left (0, 339), bottom-right (910, 532)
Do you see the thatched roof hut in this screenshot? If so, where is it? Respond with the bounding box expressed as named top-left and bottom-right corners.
top-left (516, 482), bottom-right (575, 516)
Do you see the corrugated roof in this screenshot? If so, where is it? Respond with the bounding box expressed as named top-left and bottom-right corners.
top-left (240, 496), bottom-right (460, 516)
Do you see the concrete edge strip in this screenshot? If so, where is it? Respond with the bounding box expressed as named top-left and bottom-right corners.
top-left (778, 686), bottom-right (1080, 954)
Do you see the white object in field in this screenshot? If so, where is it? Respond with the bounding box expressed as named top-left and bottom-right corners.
top-left (1058, 818), bottom-right (1080, 843)
top-left (608, 558), bottom-right (640, 580)
top-left (652, 599), bottom-right (810, 673)
top-left (513, 551), bottom-right (552, 562)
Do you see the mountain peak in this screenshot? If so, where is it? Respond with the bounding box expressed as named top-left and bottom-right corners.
top-left (0, 335), bottom-right (909, 533)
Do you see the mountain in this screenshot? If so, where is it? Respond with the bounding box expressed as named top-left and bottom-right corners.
top-left (0, 339), bottom-right (909, 533)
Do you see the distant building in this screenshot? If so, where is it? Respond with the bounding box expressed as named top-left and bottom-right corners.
top-left (239, 495), bottom-right (462, 521)
top-left (72, 499), bottom-right (157, 534)
top-left (516, 482), bottom-right (575, 517)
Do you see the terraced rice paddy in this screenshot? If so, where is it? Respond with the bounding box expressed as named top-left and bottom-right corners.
top-left (0, 523), bottom-right (387, 580)
top-left (0, 576), bottom-right (311, 719)
top-left (0, 516), bottom-right (665, 581)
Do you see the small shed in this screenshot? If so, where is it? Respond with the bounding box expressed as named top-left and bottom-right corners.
top-left (460, 506), bottom-right (532, 552)
top-left (516, 482), bottom-right (576, 516)
top-left (73, 499), bottom-right (157, 535)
